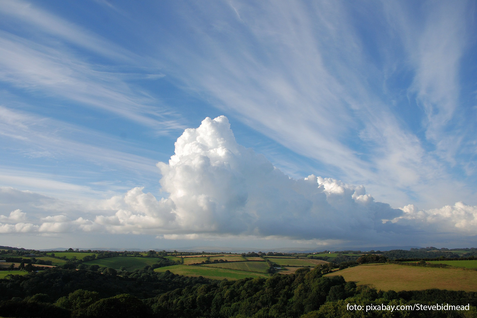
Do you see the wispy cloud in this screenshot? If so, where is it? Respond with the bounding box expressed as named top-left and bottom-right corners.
top-left (146, 1), bottom-right (476, 208)
top-left (0, 106), bottom-right (160, 169)
top-left (0, 0), bottom-right (185, 132)
top-left (383, 1), bottom-right (471, 163)
top-left (0, 0), bottom-right (134, 62)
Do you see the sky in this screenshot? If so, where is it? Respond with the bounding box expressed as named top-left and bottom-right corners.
top-left (0, 0), bottom-right (476, 251)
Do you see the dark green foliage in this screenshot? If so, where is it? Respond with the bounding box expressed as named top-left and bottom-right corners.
top-left (356, 254), bottom-right (387, 264)
top-left (84, 294), bottom-right (152, 318)
top-left (0, 299), bottom-right (70, 318)
top-left (0, 267), bottom-right (212, 302)
top-left (56, 289), bottom-right (101, 313)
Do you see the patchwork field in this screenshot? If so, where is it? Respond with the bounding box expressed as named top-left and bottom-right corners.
top-left (211, 255), bottom-right (246, 262)
top-left (154, 265), bottom-right (269, 280)
top-left (165, 256), bottom-right (182, 262)
top-left (425, 260), bottom-right (477, 269)
top-left (46, 252), bottom-right (97, 260)
top-left (0, 271), bottom-right (28, 278)
top-left (31, 256), bottom-right (67, 265)
top-left (83, 257), bottom-right (172, 271)
top-left (243, 257), bottom-right (263, 261)
top-left (326, 264), bottom-right (477, 292)
top-left (203, 261), bottom-right (269, 273)
top-left (267, 258), bottom-right (328, 267)
top-left (278, 267), bottom-right (301, 275)
top-left (182, 257), bottom-right (208, 265)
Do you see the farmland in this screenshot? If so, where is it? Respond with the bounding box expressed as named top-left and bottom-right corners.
top-left (0, 271), bottom-right (28, 279)
top-left (203, 261), bottom-right (269, 273)
top-left (83, 257), bottom-right (173, 271)
top-left (425, 260), bottom-right (477, 269)
top-left (27, 256), bottom-right (67, 266)
top-left (46, 252), bottom-right (97, 260)
top-left (154, 264), bottom-right (269, 280)
top-left (182, 257), bottom-right (208, 265)
top-left (326, 263), bottom-right (477, 292)
top-left (266, 257), bottom-right (327, 267)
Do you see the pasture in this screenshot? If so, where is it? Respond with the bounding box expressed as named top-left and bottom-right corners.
top-left (326, 264), bottom-right (477, 292)
top-left (83, 257), bottom-right (171, 271)
top-left (267, 258), bottom-right (328, 267)
top-left (210, 255), bottom-right (245, 262)
top-left (182, 257), bottom-right (208, 265)
top-left (154, 265), bottom-right (269, 280)
top-left (244, 257), bottom-right (264, 261)
top-left (46, 252), bottom-right (97, 260)
top-left (33, 256), bottom-right (67, 266)
top-left (426, 260), bottom-right (477, 269)
top-left (203, 261), bottom-right (269, 273)
top-left (0, 271), bottom-right (28, 279)
top-left (165, 256), bottom-right (182, 262)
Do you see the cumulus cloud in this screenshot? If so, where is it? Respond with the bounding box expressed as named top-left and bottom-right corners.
top-left (1, 116), bottom-right (475, 247)
top-left (93, 116), bottom-right (404, 242)
top-left (390, 202), bottom-right (477, 235)
top-left (0, 209), bottom-right (28, 222)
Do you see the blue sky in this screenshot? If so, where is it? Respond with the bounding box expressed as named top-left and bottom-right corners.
top-left (0, 0), bottom-right (476, 251)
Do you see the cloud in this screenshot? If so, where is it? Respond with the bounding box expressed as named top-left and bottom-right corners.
top-left (0, 209), bottom-right (28, 222)
top-left (391, 202), bottom-right (477, 235)
top-left (0, 116), bottom-right (475, 247)
top-left (141, 1), bottom-right (477, 211)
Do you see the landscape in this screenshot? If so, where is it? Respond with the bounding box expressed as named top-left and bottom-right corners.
top-left (1, 245), bottom-right (477, 317)
top-left (1, 1), bottom-right (477, 317)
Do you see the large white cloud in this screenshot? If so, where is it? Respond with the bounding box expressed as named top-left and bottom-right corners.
top-left (1, 116), bottom-right (476, 247)
top-left (95, 116), bottom-right (404, 241)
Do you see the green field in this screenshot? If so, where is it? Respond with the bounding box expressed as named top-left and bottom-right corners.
top-left (267, 258), bottom-right (328, 267)
top-left (34, 256), bottom-right (67, 265)
top-left (203, 261), bottom-right (269, 273)
top-left (165, 256), bottom-right (182, 262)
top-left (210, 255), bottom-right (245, 262)
top-left (83, 257), bottom-right (174, 271)
top-left (154, 265), bottom-right (269, 280)
top-left (0, 271), bottom-right (28, 279)
top-left (47, 252), bottom-right (97, 260)
top-left (326, 264), bottom-right (477, 292)
top-left (309, 253), bottom-right (339, 258)
top-left (182, 257), bottom-right (208, 265)
top-left (426, 260), bottom-right (477, 269)
top-left (449, 249), bottom-right (476, 255)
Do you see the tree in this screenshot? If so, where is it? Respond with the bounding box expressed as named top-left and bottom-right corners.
top-left (85, 294), bottom-right (152, 318)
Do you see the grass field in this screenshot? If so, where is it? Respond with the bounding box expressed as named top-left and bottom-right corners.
top-left (165, 256), bottom-right (182, 262)
top-left (309, 253), bottom-right (339, 258)
top-left (47, 252), bottom-right (97, 260)
top-left (154, 265), bottom-right (269, 280)
top-left (83, 257), bottom-right (174, 271)
top-left (210, 255), bottom-right (245, 262)
top-left (183, 257), bottom-right (208, 265)
top-left (425, 260), bottom-right (477, 269)
top-left (267, 258), bottom-right (328, 267)
top-left (326, 264), bottom-right (477, 292)
top-left (243, 257), bottom-right (264, 261)
top-left (203, 261), bottom-right (269, 273)
top-left (0, 271), bottom-right (28, 278)
top-left (33, 256), bottom-right (67, 265)
top-left (279, 267), bottom-right (302, 275)
top-left (449, 250), bottom-right (474, 255)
